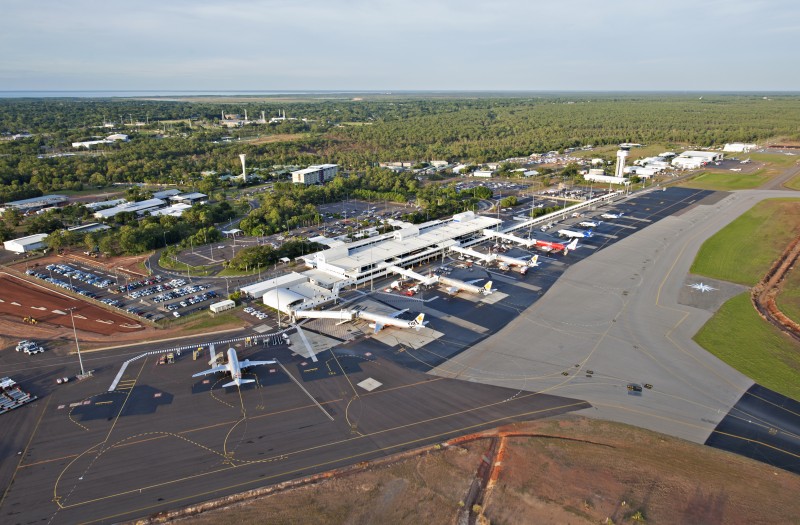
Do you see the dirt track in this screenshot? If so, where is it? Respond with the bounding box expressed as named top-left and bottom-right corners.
top-left (0, 273), bottom-right (143, 336)
top-left (751, 233), bottom-right (800, 341)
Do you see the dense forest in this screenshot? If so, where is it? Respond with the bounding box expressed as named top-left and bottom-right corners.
top-left (2, 93), bottom-right (799, 255)
top-left (1, 94), bottom-right (799, 204)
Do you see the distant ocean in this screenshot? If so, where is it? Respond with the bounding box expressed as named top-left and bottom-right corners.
top-left (0, 90), bottom-right (385, 99)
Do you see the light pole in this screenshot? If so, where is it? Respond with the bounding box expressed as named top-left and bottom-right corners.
top-left (67, 307), bottom-right (85, 376)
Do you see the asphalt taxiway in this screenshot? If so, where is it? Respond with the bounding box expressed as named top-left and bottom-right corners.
top-left (1, 336), bottom-right (585, 524)
top-left (431, 188), bottom-right (800, 470)
top-left (2, 186), bottom-right (798, 523)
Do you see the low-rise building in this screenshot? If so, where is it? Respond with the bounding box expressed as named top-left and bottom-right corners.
top-left (671, 150), bottom-right (723, 170)
top-left (72, 134), bottom-right (129, 149)
top-left (67, 223), bottom-right (111, 234)
top-left (93, 198), bottom-right (166, 219)
top-left (291, 164), bottom-right (339, 185)
top-left (152, 189), bottom-right (182, 200)
top-left (170, 192), bottom-right (207, 204)
top-left (583, 174), bottom-right (630, 185)
top-left (209, 299), bottom-right (236, 313)
top-left (0, 195), bottom-right (68, 215)
top-left (84, 199), bottom-right (127, 211)
top-left (723, 143), bottom-right (757, 153)
top-left (4, 233), bottom-right (49, 253)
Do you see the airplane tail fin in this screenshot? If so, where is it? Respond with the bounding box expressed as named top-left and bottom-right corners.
top-left (586, 230), bottom-right (593, 237)
top-left (483, 281), bottom-right (493, 293)
top-left (565, 238), bottom-right (578, 253)
top-left (412, 313), bottom-right (425, 330)
top-left (528, 254), bottom-right (539, 267)
top-left (373, 322), bottom-right (384, 334)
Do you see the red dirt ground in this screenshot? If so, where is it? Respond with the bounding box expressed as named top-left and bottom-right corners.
top-left (0, 272), bottom-right (143, 336)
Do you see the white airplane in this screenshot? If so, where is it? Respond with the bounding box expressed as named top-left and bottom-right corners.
top-left (442, 279), bottom-right (493, 295)
top-left (558, 228), bottom-right (593, 239)
top-left (578, 220), bottom-right (600, 228)
top-left (600, 212), bottom-right (623, 219)
top-left (192, 347), bottom-right (276, 388)
top-left (359, 309), bottom-right (427, 333)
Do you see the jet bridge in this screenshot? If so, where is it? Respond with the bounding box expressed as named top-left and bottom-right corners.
top-left (449, 245), bottom-right (496, 263)
top-left (388, 264), bottom-right (488, 295)
top-left (483, 229), bottom-right (536, 248)
top-left (387, 265), bottom-right (436, 286)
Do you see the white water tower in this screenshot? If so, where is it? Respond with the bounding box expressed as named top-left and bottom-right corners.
top-left (615, 146), bottom-right (630, 178)
top-left (239, 154), bottom-right (247, 180)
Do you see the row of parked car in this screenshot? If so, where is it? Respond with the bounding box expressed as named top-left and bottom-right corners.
top-left (27, 270), bottom-right (83, 294)
top-left (126, 278), bottom-right (190, 299)
top-left (45, 264), bottom-right (113, 289)
top-left (152, 284), bottom-right (210, 304)
top-left (113, 276), bottom-right (163, 294)
top-left (15, 340), bottom-right (44, 355)
top-left (165, 290), bottom-right (218, 316)
top-left (244, 306), bottom-right (269, 320)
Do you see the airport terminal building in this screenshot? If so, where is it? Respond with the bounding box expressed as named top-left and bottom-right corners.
top-left (300, 211), bottom-right (501, 283)
top-left (238, 211), bottom-right (500, 312)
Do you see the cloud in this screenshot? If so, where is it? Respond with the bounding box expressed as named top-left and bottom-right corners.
top-left (2, 0), bottom-right (799, 90)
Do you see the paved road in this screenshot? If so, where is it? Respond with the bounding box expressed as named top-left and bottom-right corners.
top-left (432, 188), bottom-right (797, 444)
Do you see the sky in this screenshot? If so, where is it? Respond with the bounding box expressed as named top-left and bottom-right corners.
top-left (3, 0), bottom-right (799, 92)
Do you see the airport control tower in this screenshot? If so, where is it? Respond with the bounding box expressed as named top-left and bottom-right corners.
top-left (615, 145), bottom-right (630, 178)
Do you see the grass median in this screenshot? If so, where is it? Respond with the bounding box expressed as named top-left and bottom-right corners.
top-left (694, 293), bottom-right (800, 400)
top-left (690, 198), bottom-right (800, 285)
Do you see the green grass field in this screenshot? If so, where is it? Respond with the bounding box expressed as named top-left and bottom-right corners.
top-left (679, 170), bottom-right (772, 191)
top-left (158, 252), bottom-right (215, 276)
top-left (690, 198), bottom-right (800, 285)
top-left (694, 293), bottom-right (800, 400)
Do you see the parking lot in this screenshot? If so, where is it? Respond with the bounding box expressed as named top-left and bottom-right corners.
top-left (22, 260), bottom-right (222, 323)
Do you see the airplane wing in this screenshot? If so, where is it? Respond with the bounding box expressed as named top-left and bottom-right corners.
top-left (465, 278), bottom-right (485, 285)
top-left (388, 308), bottom-right (409, 318)
top-left (239, 359), bottom-right (277, 370)
top-left (192, 365), bottom-right (227, 378)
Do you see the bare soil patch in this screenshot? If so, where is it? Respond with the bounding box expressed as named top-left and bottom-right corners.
top-left (0, 273), bottom-right (144, 336)
top-left (155, 416), bottom-right (799, 525)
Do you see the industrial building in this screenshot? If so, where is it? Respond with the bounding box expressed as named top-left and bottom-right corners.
top-left (3, 233), bottom-right (49, 253)
top-left (93, 198), bottom-right (167, 219)
top-left (291, 164), bottom-right (339, 185)
top-left (67, 223), bottom-right (111, 234)
top-left (152, 189), bottom-right (182, 200)
top-left (149, 203), bottom-right (192, 217)
top-left (0, 195), bottom-right (68, 215)
top-left (671, 151), bottom-right (723, 170)
top-left (170, 192), bottom-right (207, 204)
top-left (84, 199), bottom-right (127, 211)
top-left (583, 173), bottom-right (630, 185)
top-left (723, 143), bottom-right (757, 153)
top-left (71, 134), bottom-right (129, 149)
